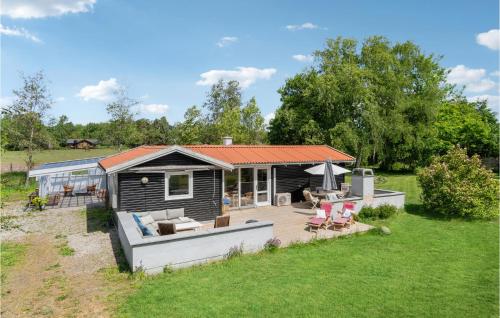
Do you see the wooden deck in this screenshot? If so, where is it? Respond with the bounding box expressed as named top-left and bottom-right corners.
top-left (227, 203), bottom-right (373, 246)
top-left (46, 194), bottom-right (106, 209)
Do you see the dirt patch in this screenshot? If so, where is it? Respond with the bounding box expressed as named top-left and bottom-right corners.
top-left (1, 203), bottom-right (133, 317)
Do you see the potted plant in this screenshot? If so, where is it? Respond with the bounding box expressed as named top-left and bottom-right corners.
top-left (31, 196), bottom-right (48, 211)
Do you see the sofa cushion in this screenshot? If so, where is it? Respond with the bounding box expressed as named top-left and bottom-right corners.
top-left (132, 213), bottom-right (153, 237)
top-left (167, 208), bottom-right (184, 219)
top-left (145, 224), bottom-right (158, 236)
top-left (149, 210), bottom-right (168, 221)
top-left (140, 214), bottom-right (155, 226)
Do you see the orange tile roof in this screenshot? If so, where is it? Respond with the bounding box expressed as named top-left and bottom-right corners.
top-left (99, 145), bottom-right (355, 170)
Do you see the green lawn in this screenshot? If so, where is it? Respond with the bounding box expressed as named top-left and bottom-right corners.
top-left (1, 242), bottom-right (27, 284)
top-left (1, 172), bottom-right (36, 202)
top-left (2, 148), bottom-right (120, 167)
top-left (117, 174), bottom-right (499, 317)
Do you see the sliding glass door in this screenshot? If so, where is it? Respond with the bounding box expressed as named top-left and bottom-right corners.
top-left (256, 168), bottom-right (270, 206)
top-left (240, 168), bottom-right (254, 207)
top-left (224, 167), bottom-right (271, 208)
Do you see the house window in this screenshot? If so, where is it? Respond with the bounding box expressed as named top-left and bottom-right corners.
top-left (165, 171), bottom-right (193, 200)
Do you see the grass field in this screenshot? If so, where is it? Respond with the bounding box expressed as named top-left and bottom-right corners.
top-left (117, 174), bottom-right (499, 317)
top-left (1, 242), bottom-right (27, 285)
top-left (2, 148), bottom-right (120, 168)
top-left (1, 172), bottom-right (36, 202)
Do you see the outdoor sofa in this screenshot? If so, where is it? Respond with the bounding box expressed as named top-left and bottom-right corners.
top-left (132, 208), bottom-right (202, 237)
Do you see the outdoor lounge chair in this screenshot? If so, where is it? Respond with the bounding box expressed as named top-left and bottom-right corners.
top-left (303, 190), bottom-right (320, 209)
top-left (86, 184), bottom-right (97, 195)
top-left (214, 215), bottom-right (230, 228)
top-left (307, 202), bottom-right (333, 232)
top-left (332, 201), bottom-right (356, 231)
top-left (158, 222), bottom-right (176, 235)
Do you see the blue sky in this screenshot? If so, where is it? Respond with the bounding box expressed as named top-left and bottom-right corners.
top-left (1, 0), bottom-right (499, 124)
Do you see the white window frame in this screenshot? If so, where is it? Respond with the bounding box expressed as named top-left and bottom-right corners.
top-left (165, 171), bottom-right (193, 201)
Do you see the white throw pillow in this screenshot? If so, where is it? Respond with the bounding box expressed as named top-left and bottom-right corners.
top-left (141, 214), bottom-right (155, 226)
top-left (342, 208), bottom-right (354, 218)
top-left (316, 209), bottom-right (326, 219)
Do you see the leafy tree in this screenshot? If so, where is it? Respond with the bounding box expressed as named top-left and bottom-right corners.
top-left (434, 99), bottom-right (499, 158)
top-left (417, 147), bottom-right (499, 219)
top-left (269, 36), bottom-right (450, 169)
top-left (240, 97), bottom-right (266, 144)
top-left (173, 106), bottom-right (204, 144)
top-left (106, 88), bottom-right (138, 150)
top-left (48, 115), bottom-right (75, 147)
top-left (4, 71), bottom-right (53, 183)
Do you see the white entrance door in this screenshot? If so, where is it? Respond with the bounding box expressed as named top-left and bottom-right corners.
top-left (255, 167), bottom-right (271, 206)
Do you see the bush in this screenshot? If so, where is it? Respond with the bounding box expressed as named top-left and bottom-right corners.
top-left (417, 146), bottom-right (499, 219)
top-left (264, 238), bottom-right (281, 252)
top-left (359, 204), bottom-right (398, 220)
top-left (377, 204), bottom-right (398, 219)
top-left (359, 206), bottom-right (378, 219)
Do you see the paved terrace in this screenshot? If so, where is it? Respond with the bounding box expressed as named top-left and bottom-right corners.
top-left (224, 203), bottom-right (373, 246)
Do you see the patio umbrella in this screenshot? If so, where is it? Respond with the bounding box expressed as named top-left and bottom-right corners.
top-left (305, 163), bottom-right (351, 175)
top-left (322, 159), bottom-right (337, 191)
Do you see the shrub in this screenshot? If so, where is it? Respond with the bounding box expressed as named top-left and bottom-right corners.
top-left (225, 244), bottom-right (243, 260)
top-left (358, 206), bottom-right (378, 219)
top-left (377, 204), bottom-right (398, 219)
top-left (417, 146), bottom-right (499, 219)
top-left (358, 204), bottom-right (398, 220)
top-left (31, 196), bottom-right (48, 211)
top-left (264, 238), bottom-right (281, 252)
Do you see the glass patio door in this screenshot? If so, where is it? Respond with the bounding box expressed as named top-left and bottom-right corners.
top-left (240, 168), bottom-right (254, 207)
top-left (255, 168), bottom-right (270, 206)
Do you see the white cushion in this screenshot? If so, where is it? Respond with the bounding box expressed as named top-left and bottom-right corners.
top-left (316, 209), bottom-right (326, 218)
top-left (149, 210), bottom-right (168, 221)
top-left (342, 208), bottom-right (354, 218)
top-left (140, 214), bottom-right (155, 226)
top-left (167, 208), bottom-right (184, 219)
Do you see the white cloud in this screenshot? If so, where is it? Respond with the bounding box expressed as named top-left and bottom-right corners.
top-left (216, 36), bottom-right (238, 48)
top-left (468, 95), bottom-right (500, 111)
top-left (286, 22), bottom-right (321, 31)
top-left (196, 67), bottom-right (277, 89)
top-left (1, 0), bottom-right (96, 19)
top-left (0, 96), bottom-right (14, 108)
top-left (490, 70), bottom-right (500, 77)
top-left (140, 103), bottom-right (169, 114)
top-left (264, 112), bottom-right (275, 126)
top-left (77, 78), bottom-right (120, 101)
top-left (476, 29), bottom-right (500, 50)
top-left (447, 65), bottom-right (497, 93)
top-left (0, 24), bottom-right (41, 43)
top-left (292, 54), bottom-right (313, 62)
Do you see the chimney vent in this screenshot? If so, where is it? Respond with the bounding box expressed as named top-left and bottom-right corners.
top-left (222, 136), bottom-right (233, 146)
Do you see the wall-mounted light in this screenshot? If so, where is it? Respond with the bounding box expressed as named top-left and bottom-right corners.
top-left (141, 177), bottom-right (149, 185)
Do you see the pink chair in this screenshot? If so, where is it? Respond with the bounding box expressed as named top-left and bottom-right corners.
top-left (332, 201), bottom-right (356, 230)
top-left (307, 202), bottom-right (333, 232)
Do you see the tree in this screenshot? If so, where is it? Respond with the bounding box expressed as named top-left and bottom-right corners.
top-left (4, 71), bottom-right (53, 183)
top-left (240, 97), bottom-right (266, 144)
top-left (173, 106), bottom-right (204, 144)
top-left (48, 115), bottom-right (75, 147)
top-left (269, 36), bottom-right (450, 169)
top-left (434, 99), bottom-right (499, 158)
top-left (106, 88), bottom-right (138, 150)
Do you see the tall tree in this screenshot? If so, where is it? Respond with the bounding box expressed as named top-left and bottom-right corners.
top-left (5, 71), bottom-right (53, 183)
top-left (269, 36), bottom-right (450, 169)
top-left (240, 97), bottom-right (267, 144)
top-left (173, 106), bottom-right (204, 144)
top-left (106, 88), bottom-right (138, 150)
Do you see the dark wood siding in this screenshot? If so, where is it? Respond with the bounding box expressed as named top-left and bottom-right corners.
top-left (273, 165), bottom-right (345, 202)
top-left (137, 152), bottom-right (208, 167)
top-left (118, 151), bottom-right (222, 221)
top-left (118, 170), bottom-right (222, 221)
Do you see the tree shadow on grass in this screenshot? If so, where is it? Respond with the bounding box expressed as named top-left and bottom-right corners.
top-left (404, 203), bottom-right (488, 222)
